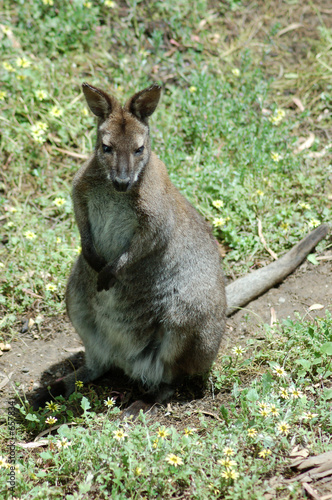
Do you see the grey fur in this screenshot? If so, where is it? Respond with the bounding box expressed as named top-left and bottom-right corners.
top-left (37, 83), bottom-right (329, 408)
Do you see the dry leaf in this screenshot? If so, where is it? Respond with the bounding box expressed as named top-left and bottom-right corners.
top-left (18, 439), bottom-right (49, 449)
top-left (309, 304), bottom-right (324, 311)
top-left (290, 446), bottom-right (310, 458)
top-left (292, 97), bottom-right (305, 112)
top-left (308, 149), bottom-right (326, 158)
top-left (0, 372), bottom-right (13, 390)
top-left (270, 307), bottom-right (277, 326)
top-left (276, 23), bottom-right (303, 37)
top-left (294, 133), bottom-right (315, 154)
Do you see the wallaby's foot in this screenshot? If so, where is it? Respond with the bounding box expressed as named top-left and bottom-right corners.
top-left (33, 378), bottom-right (66, 411)
top-left (122, 399), bottom-right (157, 420)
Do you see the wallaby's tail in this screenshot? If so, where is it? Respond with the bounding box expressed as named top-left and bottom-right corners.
top-left (226, 224), bottom-right (329, 316)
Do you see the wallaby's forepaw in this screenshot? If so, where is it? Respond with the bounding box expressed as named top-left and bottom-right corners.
top-left (97, 265), bottom-right (116, 291)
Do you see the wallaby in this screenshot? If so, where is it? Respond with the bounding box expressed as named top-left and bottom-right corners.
top-left (34, 82), bottom-right (328, 413)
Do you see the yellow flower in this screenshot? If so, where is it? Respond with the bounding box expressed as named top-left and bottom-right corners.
top-left (256, 190), bottom-right (264, 196)
top-left (45, 401), bottom-right (60, 411)
top-left (289, 387), bottom-right (303, 399)
top-left (221, 469), bottom-right (239, 480)
top-left (0, 90), bottom-right (8, 100)
top-left (0, 457), bottom-right (9, 468)
top-left (308, 219), bottom-right (320, 228)
top-left (271, 152), bottom-right (281, 162)
top-left (208, 483), bottom-right (220, 495)
top-left (50, 106), bottom-right (63, 118)
top-left (56, 438), bottom-right (71, 449)
top-left (84, 1), bottom-right (92, 7)
top-left (232, 68), bottom-right (240, 77)
top-left (35, 90), bottom-right (48, 101)
top-left (113, 429), bottom-right (128, 441)
top-left (75, 380), bottom-right (84, 389)
top-left (184, 428), bottom-right (196, 436)
top-left (166, 453), bottom-right (183, 466)
top-left (1, 26), bottom-right (13, 36)
top-left (31, 121), bottom-right (48, 132)
top-left (212, 199), bottom-right (224, 209)
top-left (247, 428), bottom-right (257, 437)
top-left (270, 405), bottom-right (280, 416)
top-left (189, 86), bottom-right (197, 93)
top-left (134, 467), bottom-right (142, 476)
top-left (46, 283), bottom-right (57, 291)
top-left (279, 387), bottom-right (289, 399)
top-left (273, 365), bottom-right (287, 378)
top-left (75, 246), bottom-right (82, 254)
top-left (53, 197), bottom-right (66, 207)
top-left (276, 109), bottom-right (285, 119)
top-left (259, 408), bottom-right (271, 418)
top-left (218, 457), bottom-right (237, 469)
top-left (157, 427), bottom-right (170, 439)
top-left (232, 345), bottom-right (245, 356)
top-left (299, 202), bottom-right (311, 210)
top-left (16, 74), bottom-right (26, 81)
top-left (258, 449), bottom-right (272, 459)
top-left (213, 217), bottom-right (226, 228)
top-left (42, 0), bottom-right (54, 5)
top-left (277, 421), bottom-right (290, 435)
top-left (56, 237), bottom-right (62, 244)
top-left (31, 121), bottom-right (48, 143)
top-left (81, 108), bottom-right (89, 116)
top-left (223, 447), bottom-right (235, 456)
top-left (281, 222), bottom-right (289, 231)
top-left (2, 62), bottom-right (15, 72)
top-left (269, 109), bottom-right (286, 125)
top-left (16, 57), bottom-right (31, 68)
top-left (104, 397), bottom-right (115, 408)
top-left (152, 438), bottom-right (159, 449)
top-left (302, 412), bottom-right (318, 420)
top-left (45, 416), bottom-right (58, 425)
top-left (105, 0), bottom-right (116, 6)
top-left (24, 230), bottom-right (37, 240)
top-left (33, 134), bottom-right (46, 144)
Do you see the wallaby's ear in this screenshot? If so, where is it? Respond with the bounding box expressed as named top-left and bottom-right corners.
top-left (82, 83), bottom-right (119, 119)
top-left (125, 84), bottom-right (161, 123)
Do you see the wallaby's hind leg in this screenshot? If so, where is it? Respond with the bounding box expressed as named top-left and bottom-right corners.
top-left (34, 283), bottom-right (112, 410)
top-left (32, 348), bottom-right (111, 410)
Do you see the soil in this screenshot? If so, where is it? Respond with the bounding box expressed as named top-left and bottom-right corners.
top-left (1, 255), bottom-right (331, 497)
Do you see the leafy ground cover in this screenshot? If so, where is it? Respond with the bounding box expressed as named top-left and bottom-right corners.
top-left (0, 0), bottom-right (331, 498)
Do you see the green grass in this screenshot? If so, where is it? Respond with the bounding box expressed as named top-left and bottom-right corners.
top-left (0, 0), bottom-right (332, 498)
top-left (3, 313), bottom-right (332, 498)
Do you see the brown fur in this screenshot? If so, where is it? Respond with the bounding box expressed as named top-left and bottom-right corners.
top-left (33, 83), bottom-right (328, 412)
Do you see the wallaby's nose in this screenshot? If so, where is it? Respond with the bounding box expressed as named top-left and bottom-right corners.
top-left (113, 176), bottom-right (131, 192)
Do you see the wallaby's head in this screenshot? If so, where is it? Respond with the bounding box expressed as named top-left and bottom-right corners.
top-left (82, 82), bottom-right (161, 193)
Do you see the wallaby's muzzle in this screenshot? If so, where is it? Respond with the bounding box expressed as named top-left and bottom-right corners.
top-left (113, 175), bottom-right (132, 192)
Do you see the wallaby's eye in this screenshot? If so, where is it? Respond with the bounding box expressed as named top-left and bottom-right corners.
top-left (102, 144), bottom-right (113, 154)
top-left (135, 146), bottom-right (144, 155)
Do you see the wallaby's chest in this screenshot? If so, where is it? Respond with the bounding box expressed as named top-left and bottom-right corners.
top-left (88, 190), bottom-right (138, 262)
